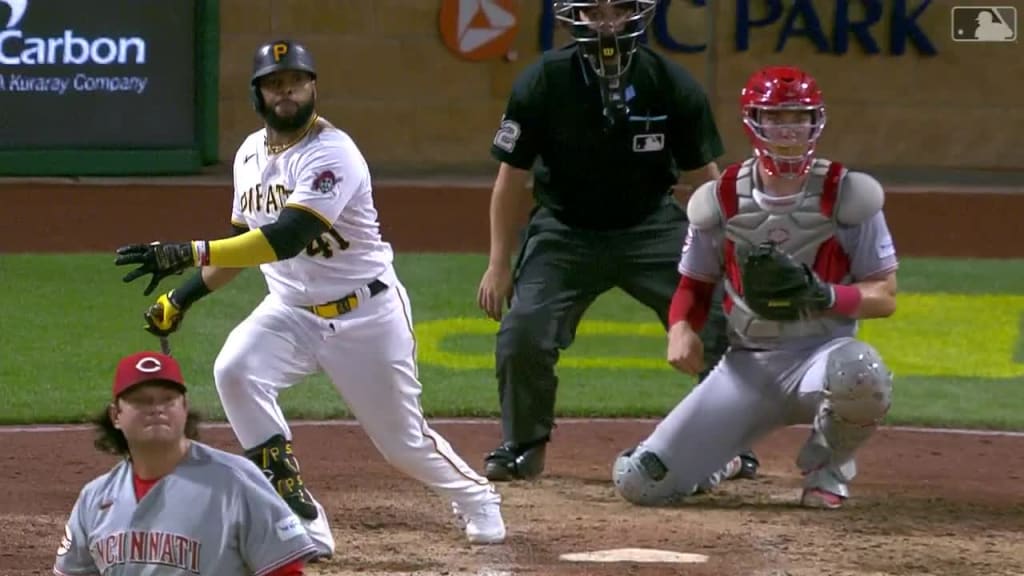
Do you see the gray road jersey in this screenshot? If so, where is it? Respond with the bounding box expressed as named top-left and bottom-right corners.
top-left (54, 442), bottom-right (316, 576)
top-left (679, 161), bottom-right (898, 351)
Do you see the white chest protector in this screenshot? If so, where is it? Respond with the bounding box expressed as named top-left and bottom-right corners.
top-left (687, 158), bottom-right (884, 343)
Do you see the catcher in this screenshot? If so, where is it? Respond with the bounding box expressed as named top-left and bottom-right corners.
top-left (612, 65), bottom-right (898, 508)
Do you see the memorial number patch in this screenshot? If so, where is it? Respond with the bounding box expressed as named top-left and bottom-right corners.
top-left (493, 117), bottom-right (521, 153)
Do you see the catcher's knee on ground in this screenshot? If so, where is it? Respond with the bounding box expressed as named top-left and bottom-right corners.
top-left (798, 340), bottom-right (893, 488)
top-left (612, 447), bottom-right (705, 506)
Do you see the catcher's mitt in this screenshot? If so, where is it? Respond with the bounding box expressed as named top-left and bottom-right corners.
top-left (740, 242), bottom-right (834, 321)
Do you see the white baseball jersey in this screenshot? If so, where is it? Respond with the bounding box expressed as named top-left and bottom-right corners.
top-left (53, 441), bottom-right (317, 575)
top-left (231, 117), bottom-right (395, 306)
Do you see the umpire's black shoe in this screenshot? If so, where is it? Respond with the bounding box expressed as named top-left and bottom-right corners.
top-left (737, 450), bottom-right (760, 480)
top-left (484, 441), bottom-right (547, 481)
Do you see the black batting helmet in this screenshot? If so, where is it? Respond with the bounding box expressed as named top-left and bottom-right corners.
top-left (249, 40), bottom-right (317, 111)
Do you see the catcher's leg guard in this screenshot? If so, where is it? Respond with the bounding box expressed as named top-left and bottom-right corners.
top-left (612, 446), bottom-right (738, 505)
top-left (245, 434), bottom-right (319, 520)
top-left (797, 340), bottom-right (893, 499)
top-left (613, 447), bottom-right (682, 506)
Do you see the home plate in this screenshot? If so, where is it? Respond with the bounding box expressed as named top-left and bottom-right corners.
top-left (559, 548), bottom-right (709, 564)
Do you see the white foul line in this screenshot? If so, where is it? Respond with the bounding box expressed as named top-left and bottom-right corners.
top-left (0, 418), bottom-right (1022, 437)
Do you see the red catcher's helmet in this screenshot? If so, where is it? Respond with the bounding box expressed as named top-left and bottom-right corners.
top-left (740, 66), bottom-right (826, 179)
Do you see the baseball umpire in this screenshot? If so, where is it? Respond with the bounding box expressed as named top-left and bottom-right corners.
top-left (54, 351), bottom-right (319, 575)
top-left (476, 0), bottom-right (759, 481)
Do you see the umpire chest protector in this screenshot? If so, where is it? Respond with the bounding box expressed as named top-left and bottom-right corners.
top-left (534, 47), bottom-right (682, 228)
top-left (687, 158), bottom-right (884, 339)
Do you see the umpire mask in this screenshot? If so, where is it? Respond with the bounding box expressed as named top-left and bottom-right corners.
top-left (555, 0), bottom-right (656, 124)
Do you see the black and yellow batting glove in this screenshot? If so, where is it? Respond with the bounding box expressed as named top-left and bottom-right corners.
top-left (115, 241), bottom-right (198, 296)
top-left (144, 291), bottom-right (186, 337)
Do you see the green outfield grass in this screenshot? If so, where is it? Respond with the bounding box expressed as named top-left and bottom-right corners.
top-left (1, 254), bottom-right (1023, 429)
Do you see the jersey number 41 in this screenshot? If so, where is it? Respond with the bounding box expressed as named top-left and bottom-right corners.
top-left (306, 229), bottom-right (350, 259)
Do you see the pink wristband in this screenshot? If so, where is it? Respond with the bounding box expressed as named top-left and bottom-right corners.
top-left (830, 284), bottom-right (862, 317)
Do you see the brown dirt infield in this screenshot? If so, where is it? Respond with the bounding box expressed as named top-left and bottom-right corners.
top-left (1, 181), bottom-right (1023, 575)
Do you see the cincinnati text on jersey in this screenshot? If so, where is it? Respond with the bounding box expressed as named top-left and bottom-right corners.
top-left (91, 530), bottom-right (201, 573)
top-left (239, 183), bottom-right (291, 216)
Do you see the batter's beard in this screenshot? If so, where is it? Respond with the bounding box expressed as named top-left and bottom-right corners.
top-left (262, 99), bottom-right (316, 133)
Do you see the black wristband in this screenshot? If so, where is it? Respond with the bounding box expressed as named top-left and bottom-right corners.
top-left (169, 272), bottom-right (211, 310)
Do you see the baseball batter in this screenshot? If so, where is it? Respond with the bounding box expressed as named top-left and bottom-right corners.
top-left (613, 66), bottom-right (898, 508)
top-left (113, 40), bottom-right (506, 547)
top-left (54, 351), bottom-right (318, 576)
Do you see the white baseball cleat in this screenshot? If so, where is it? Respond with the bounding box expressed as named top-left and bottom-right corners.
top-left (452, 501), bottom-right (507, 545)
top-left (302, 499), bottom-right (336, 559)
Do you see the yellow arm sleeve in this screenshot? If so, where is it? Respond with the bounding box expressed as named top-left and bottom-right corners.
top-left (193, 229), bottom-right (278, 268)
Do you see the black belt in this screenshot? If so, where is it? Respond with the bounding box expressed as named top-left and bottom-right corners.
top-left (303, 279), bottom-right (388, 318)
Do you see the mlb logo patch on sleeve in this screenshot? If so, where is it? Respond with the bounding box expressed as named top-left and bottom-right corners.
top-left (276, 515), bottom-right (306, 541)
top-left (876, 237), bottom-right (896, 259)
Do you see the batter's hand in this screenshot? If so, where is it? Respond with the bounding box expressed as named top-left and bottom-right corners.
top-left (477, 264), bottom-right (513, 321)
top-left (144, 291), bottom-right (186, 337)
top-left (115, 241), bottom-right (196, 296)
top-left (667, 322), bottom-right (704, 375)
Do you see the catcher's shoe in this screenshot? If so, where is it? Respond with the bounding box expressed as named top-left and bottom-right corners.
top-left (800, 487), bottom-right (844, 509)
top-left (245, 434), bottom-right (320, 520)
top-left (452, 501), bottom-right (507, 545)
top-left (694, 456), bottom-right (743, 494)
top-left (737, 450), bottom-right (760, 480)
top-left (484, 441), bottom-right (546, 481)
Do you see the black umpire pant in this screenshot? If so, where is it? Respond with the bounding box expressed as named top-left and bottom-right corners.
top-left (495, 198), bottom-right (729, 447)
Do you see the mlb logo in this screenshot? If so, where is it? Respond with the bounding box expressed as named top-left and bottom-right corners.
top-left (951, 6), bottom-right (1017, 42)
top-left (633, 133), bottom-right (664, 152)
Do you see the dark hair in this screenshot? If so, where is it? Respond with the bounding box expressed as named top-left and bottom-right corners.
top-left (93, 403), bottom-right (202, 457)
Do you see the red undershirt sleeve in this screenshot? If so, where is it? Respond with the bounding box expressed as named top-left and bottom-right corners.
top-left (266, 559), bottom-right (305, 576)
top-left (668, 275), bottom-right (716, 332)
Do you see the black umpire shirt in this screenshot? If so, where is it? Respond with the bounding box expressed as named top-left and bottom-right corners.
top-left (490, 43), bottom-right (725, 230)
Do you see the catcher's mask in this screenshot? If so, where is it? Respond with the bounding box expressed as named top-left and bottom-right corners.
top-left (554, 0), bottom-right (656, 124)
top-left (249, 40), bottom-right (317, 113)
top-left (740, 66), bottom-right (826, 180)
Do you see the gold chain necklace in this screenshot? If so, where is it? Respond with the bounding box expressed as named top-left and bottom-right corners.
top-left (265, 114), bottom-right (319, 155)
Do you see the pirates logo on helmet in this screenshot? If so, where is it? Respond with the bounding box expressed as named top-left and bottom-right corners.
top-left (249, 40), bottom-right (318, 112)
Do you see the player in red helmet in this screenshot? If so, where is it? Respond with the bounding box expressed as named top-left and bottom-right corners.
top-left (613, 66), bottom-right (899, 510)
top-left (740, 65), bottom-right (827, 180)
